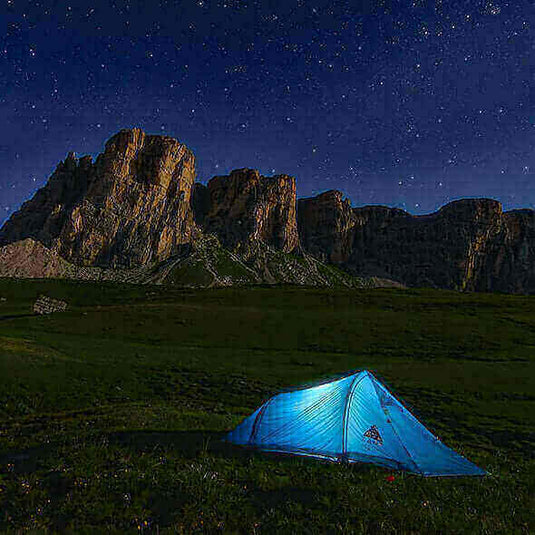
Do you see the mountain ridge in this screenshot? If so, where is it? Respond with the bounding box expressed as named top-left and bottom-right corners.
top-left (1, 127), bottom-right (534, 293)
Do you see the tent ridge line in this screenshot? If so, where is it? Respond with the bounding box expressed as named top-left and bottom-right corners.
top-left (341, 371), bottom-right (366, 461)
top-left (370, 376), bottom-right (421, 474)
top-left (249, 396), bottom-right (275, 445)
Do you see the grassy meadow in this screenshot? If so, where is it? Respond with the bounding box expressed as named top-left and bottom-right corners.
top-left (0, 279), bottom-right (533, 533)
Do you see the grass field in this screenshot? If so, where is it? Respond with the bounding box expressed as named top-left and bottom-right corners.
top-left (0, 279), bottom-right (533, 533)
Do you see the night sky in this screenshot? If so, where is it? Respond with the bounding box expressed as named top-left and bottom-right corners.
top-left (1, 0), bottom-right (534, 227)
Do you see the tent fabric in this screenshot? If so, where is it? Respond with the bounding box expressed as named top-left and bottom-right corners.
top-left (225, 370), bottom-right (486, 477)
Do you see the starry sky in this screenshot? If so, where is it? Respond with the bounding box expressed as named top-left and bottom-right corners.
top-left (1, 0), bottom-right (534, 226)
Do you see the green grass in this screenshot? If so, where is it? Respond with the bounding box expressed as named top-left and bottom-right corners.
top-left (165, 260), bottom-right (216, 286)
top-left (213, 249), bottom-right (256, 282)
top-left (0, 279), bottom-right (533, 533)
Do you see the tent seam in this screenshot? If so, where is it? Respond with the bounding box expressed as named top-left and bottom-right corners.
top-left (249, 397), bottom-right (275, 445)
top-left (341, 372), bottom-right (366, 461)
top-left (369, 375), bottom-right (421, 474)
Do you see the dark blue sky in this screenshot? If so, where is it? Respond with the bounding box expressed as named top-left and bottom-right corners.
top-left (1, 0), bottom-right (534, 226)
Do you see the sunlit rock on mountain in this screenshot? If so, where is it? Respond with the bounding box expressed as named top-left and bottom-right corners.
top-left (1, 127), bottom-right (534, 293)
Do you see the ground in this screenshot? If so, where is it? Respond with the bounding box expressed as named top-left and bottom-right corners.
top-left (0, 279), bottom-right (533, 533)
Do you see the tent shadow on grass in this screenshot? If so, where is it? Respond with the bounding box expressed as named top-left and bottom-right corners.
top-left (0, 430), bottom-right (390, 474)
top-left (108, 430), bottom-right (373, 509)
top-left (109, 429), bottom-right (236, 458)
top-left (108, 429), bottom-right (383, 473)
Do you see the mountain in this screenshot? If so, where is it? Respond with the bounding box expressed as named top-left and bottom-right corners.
top-left (0, 128), bottom-right (396, 289)
top-left (0, 129), bottom-right (196, 268)
top-left (199, 167), bottom-right (299, 254)
top-left (1, 127), bottom-right (534, 293)
top-left (298, 193), bottom-right (535, 293)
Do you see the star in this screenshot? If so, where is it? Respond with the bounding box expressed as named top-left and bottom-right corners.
top-left (0, 0), bottom-right (532, 223)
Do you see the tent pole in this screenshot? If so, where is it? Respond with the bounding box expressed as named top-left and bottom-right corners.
top-left (341, 372), bottom-right (366, 462)
top-left (249, 397), bottom-right (275, 445)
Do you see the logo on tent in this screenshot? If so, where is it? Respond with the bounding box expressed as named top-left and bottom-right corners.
top-left (364, 425), bottom-right (383, 445)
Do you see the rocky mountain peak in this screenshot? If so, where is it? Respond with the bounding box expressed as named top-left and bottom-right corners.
top-left (297, 189), bottom-right (356, 264)
top-left (0, 127), bottom-right (197, 268)
top-left (437, 198), bottom-right (503, 219)
top-left (1, 128), bottom-right (535, 293)
top-left (202, 168), bottom-right (299, 254)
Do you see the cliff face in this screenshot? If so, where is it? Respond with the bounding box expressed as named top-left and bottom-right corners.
top-left (0, 151), bottom-right (94, 250)
top-left (0, 128), bottom-right (196, 268)
top-left (1, 127), bottom-right (535, 293)
top-left (202, 168), bottom-right (299, 255)
top-left (298, 193), bottom-right (535, 292)
top-left (347, 198), bottom-right (504, 290)
top-left (298, 190), bottom-right (357, 264)
top-left (476, 209), bottom-right (535, 293)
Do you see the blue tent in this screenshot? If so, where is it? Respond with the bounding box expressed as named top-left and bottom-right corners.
top-left (226, 370), bottom-right (486, 477)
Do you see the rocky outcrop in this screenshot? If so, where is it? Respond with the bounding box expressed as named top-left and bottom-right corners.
top-left (2, 127), bottom-right (534, 293)
top-left (33, 295), bottom-right (68, 315)
top-left (202, 168), bottom-right (299, 256)
top-left (298, 193), bottom-right (535, 293)
top-left (0, 152), bottom-right (94, 250)
top-left (476, 209), bottom-right (535, 293)
top-left (298, 190), bottom-right (357, 264)
top-left (0, 128), bottom-right (196, 268)
top-left (347, 199), bottom-right (505, 290)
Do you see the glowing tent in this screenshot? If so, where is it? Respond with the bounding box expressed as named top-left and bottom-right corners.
top-left (226, 370), bottom-right (486, 477)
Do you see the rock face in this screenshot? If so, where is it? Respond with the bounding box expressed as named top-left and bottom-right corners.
top-left (347, 199), bottom-right (504, 290)
top-left (2, 127), bottom-right (535, 293)
top-left (298, 190), bottom-right (357, 264)
top-left (0, 152), bottom-right (94, 250)
top-left (33, 295), bottom-right (68, 315)
top-left (299, 193), bottom-right (535, 293)
top-left (477, 209), bottom-right (535, 293)
top-left (0, 128), bottom-right (196, 268)
top-left (202, 168), bottom-right (299, 255)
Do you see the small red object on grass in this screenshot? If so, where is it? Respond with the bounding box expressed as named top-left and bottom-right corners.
top-left (385, 475), bottom-right (395, 482)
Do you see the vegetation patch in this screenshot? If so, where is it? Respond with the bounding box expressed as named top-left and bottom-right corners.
top-left (0, 279), bottom-right (533, 533)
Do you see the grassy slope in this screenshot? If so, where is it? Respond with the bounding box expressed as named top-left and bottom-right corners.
top-left (0, 279), bottom-right (533, 533)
